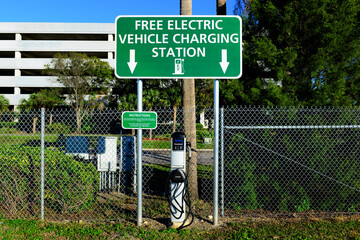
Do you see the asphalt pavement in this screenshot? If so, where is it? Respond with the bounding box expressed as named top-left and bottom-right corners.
top-left (142, 149), bottom-right (214, 165)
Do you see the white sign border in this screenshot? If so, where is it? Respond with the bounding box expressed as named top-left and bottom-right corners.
top-left (122, 111), bottom-right (158, 129)
top-left (115, 15), bottom-right (242, 79)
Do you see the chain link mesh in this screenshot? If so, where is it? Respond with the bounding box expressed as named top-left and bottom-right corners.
top-left (0, 108), bottom-right (214, 221)
top-left (220, 106), bottom-right (360, 216)
top-left (2, 106), bottom-right (357, 222)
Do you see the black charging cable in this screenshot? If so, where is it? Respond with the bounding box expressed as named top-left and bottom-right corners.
top-left (167, 169), bottom-right (194, 229)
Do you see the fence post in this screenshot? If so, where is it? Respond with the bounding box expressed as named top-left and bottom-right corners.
top-left (41, 108), bottom-right (45, 220)
top-left (220, 107), bottom-right (224, 217)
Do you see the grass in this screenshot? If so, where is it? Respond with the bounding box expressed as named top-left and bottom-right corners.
top-left (0, 134), bottom-right (58, 146)
top-left (1, 218), bottom-right (360, 239)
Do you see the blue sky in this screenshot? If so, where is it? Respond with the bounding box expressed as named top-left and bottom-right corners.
top-left (0, 0), bottom-right (239, 23)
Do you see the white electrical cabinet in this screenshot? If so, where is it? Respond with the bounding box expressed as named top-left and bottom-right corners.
top-left (97, 137), bottom-right (118, 172)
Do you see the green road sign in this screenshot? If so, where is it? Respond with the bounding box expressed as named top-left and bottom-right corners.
top-left (115, 16), bottom-right (242, 79)
top-left (122, 111), bottom-right (157, 129)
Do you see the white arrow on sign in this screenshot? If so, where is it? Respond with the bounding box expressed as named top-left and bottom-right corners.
top-left (127, 49), bottom-right (137, 74)
top-left (219, 49), bottom-right (229, 74)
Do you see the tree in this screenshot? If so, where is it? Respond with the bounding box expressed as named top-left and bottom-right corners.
top-left (231, 0), bottom-right (360, 106)
top-left (143, 88), bottom-right (161, 140)
top-left (162, 79), bottom-right (182, 133)
top-left (44, 53), bottom-right (113, 133)
top-left (196, 79), bottom-right (214, 109)
top-left (181, 0), bottom-right (199, 201)
top-left (20, 89), bottom-right (63, 110)
top-left (108, 78), bottom-right (136, 109)
top-left (217, 0), bottom-right (226, 15)
top-left (0, 95), bottom-right (9, 115)
top-left (19, 89), bottom-right (64, 133)
top-left (0, 95), bottom-right (9, 122)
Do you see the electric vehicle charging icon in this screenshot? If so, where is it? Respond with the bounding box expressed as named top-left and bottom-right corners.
top-left (173, 59), bottom-right (184, 75)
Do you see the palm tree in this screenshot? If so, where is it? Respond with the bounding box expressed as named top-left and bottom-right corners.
top-left (0, 95), bottom-right (9, 122)
top-left (143, 88), bottom-right (161, 140)
top-left (19, 89), bottom-right (63, 133)
top-left (163, 80), bottom-right (182, 133)
top-left (118, 94), bottom-right (137, 135)
top-left (181, 0), bottom-right (199, 201)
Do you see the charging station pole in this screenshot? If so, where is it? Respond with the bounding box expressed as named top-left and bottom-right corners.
top-left (137, 79), bottom-right (143, 226)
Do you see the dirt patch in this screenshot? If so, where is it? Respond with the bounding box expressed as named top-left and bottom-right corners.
top-left (139, 212), bottom-right (360, 231)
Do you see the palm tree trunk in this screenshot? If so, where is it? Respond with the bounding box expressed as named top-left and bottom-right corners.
top-left (217, 0), bottom-right (226, 15)
top-left (149, 108), bottom-right (153, 140)
top-left (181, 0), bottom-right (198, 201)
top-left (183, 80), bottom-right (198, 201)
top-left (32, 117), bottom-right (37, 134)
top-left (172, 105), bottom-right (178, 133)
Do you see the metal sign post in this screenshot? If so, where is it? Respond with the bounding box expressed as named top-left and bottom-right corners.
top-left (137, 79), bottom-right (143, 226)
top-left (213, 79), bottom-right (219, 225)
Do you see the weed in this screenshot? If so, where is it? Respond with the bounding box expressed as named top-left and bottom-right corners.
top-left (1, 218), bottom-right (360, 239)
top-left (295, 198), bottom-right (311, 212)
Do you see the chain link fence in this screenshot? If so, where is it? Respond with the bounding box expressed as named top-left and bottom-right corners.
top-left (220, 106), bottom-right (360, 216)
top-left (1, 106), bottom-right (360, 222)
top-left (0, 107), bottom-right (214, 222)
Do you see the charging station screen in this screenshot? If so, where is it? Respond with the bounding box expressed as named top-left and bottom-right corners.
top-left (172, 139), bottom-right (184, 151)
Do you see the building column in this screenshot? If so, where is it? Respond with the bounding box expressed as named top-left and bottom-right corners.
top-left (16, 33), bottom-right (22, 41)
top-left (108, 34), bottom-right (114, 59)
top-left (14, 34), bottom-right (22, 111)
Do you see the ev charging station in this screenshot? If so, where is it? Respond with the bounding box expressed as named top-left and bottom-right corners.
top-left (116, 16), bottom-right (242, 227)
top-left (169, 132), bottom-right (187, 223)
top-left (169, 132), bottom-right (194, 228)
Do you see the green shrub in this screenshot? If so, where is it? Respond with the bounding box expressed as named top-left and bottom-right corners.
top-left (47, 123), bottom-right (70, 134)
top-left (0, 122), bottom-right (18, 129)
top-left (196, 123), bottom-right (204, 131)
top-left (0, 127), bottom-right (20, 134)
top-left (0, 145), bottom-right (98, 217)
top-left (197, 130), bottom-right (214, 141)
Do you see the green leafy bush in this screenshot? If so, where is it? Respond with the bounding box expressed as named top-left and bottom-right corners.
top-left (197, 130), bottom-right (214, 141)
top-left (196, 123), bottom-right (214, 142)
top-left (0, 127), bottom-right (20, 134)
top-left (47, 123), bottom-right (70, 134)
top-left (0, 145), bottom-right (98, 217)
top-left (0, 122), bottom-right (18, 129)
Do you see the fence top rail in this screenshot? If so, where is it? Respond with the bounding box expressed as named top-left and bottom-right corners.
top-left (224, 125), bottom-right (360, 129)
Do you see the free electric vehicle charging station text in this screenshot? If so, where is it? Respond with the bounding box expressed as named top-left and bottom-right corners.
top-left (115, 16), bottom-right (242, 79)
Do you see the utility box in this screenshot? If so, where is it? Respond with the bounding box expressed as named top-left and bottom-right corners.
top-left (121, 136), bottom-right (136, 193)
top-left (121, 136), bottom-right (136, 172)
top-left (65, 136), bottom-right (90, 159)
top-left (97, 136), bottom-right (118, 172)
